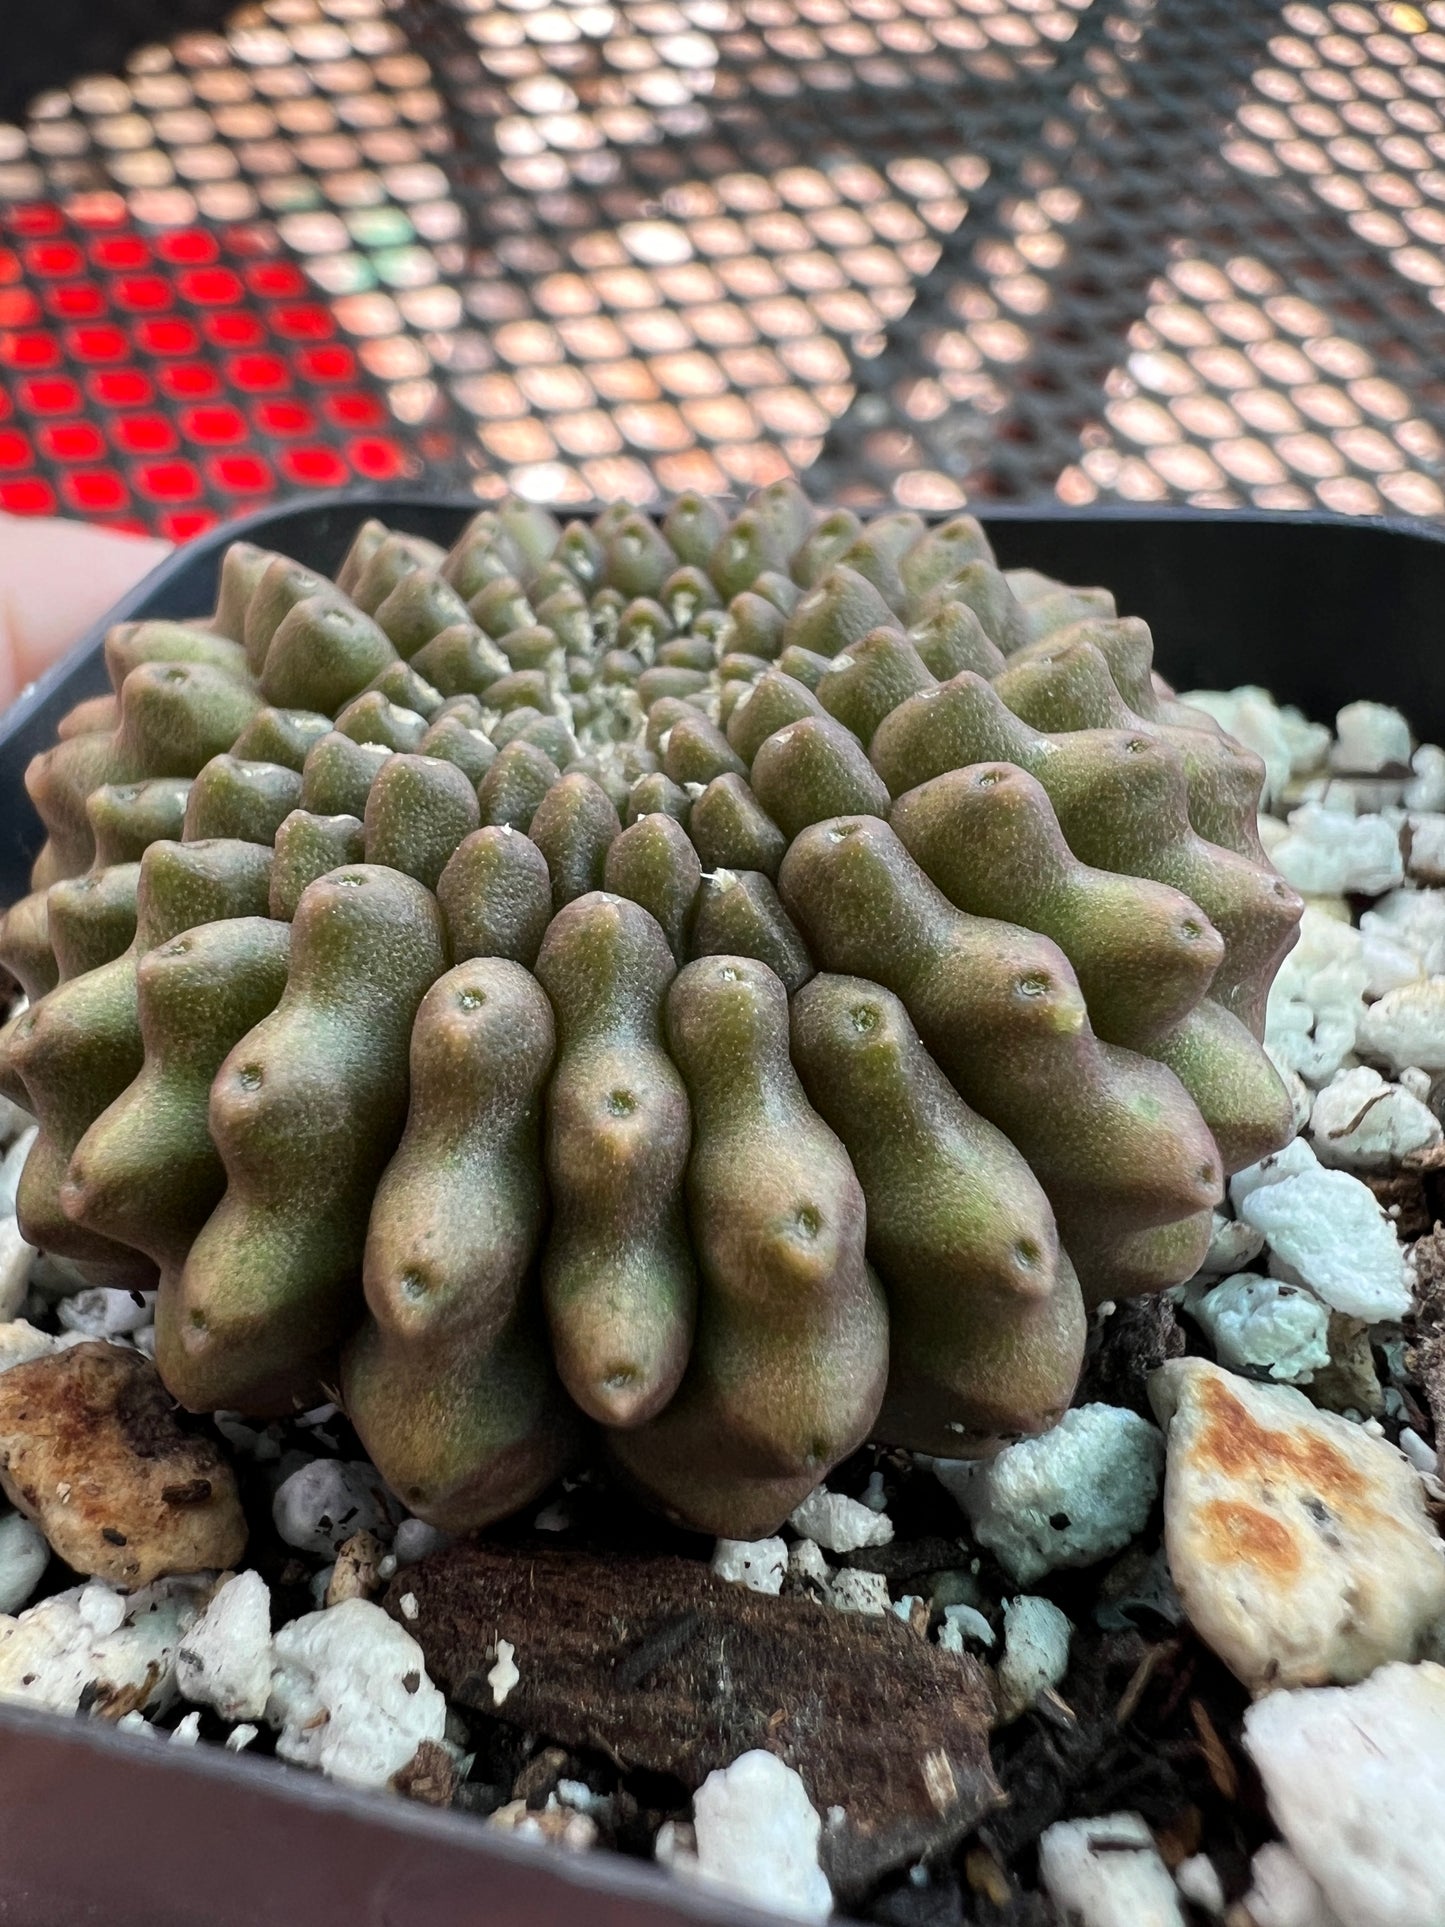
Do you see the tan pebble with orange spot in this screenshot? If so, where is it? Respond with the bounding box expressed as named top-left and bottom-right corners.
top-left (1150, 1357), bottom-right (1445, 1691)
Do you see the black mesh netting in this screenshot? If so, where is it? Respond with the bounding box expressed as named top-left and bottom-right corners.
top-left (1, 0), bottom-right (1443, 536)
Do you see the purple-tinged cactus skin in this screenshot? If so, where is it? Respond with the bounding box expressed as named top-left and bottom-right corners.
top-left (0, 489), bottom-right (1302, 1537)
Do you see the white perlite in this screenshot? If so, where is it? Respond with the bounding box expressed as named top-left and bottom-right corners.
top-left (711, 1536), bottom-right (788, 1595)
top-left (1185, 1274), bottom-right (1330, 1384)
top-left (0, 1319), bottom-right (56, 1376)
top-left (1243, 1663), bottom-right (1445, 1927)
top-left (1151, 1359), bottom-right (1445, 1690)
top-left (1270, 804), bottom-right (1403, 898)
top-left (0, 1577), bottom-right (207, 1717)
top-left (266, 1598), bottom-right (446, 1790)
top-left (55, 1287), bottom-right (156, 1338)
top-left (936, 1404), bottom-right (1163, 1585)
top-left (1174, 1855), bottom-right (1226, 1917)
top-left (1242, 1844), bottom-right (1346, 1927)
top-left (1265, 908), bottom-right (1368, 1086)
top-left (0, 1221), bottom-right (34, 1322)
top-left (1357, 976), bottom-right (1445, 1073)
top-left (1308, 1064), bottom-right (1442, 1171)
top-left (938, 1604), bottom-right (995, 1653)
top-left (0, 1510), bottom-right (49, 1616)
top-left (487, 1638), bottom-right (519, 1707)
top-left (788, 1487), bottom-right (894, 1554)
top-left (691, 1750), bottom-right (832, 1921)
top-left (272, 1459), bottom-right (397, 1557)
top-left (1359, 888), bottom-right (1445, 992)
top-left (1332, 701), bottom-right (1412, 774)
top-left (1195, 1209), bottom-right (1266, 1279)
top-left (995, 1596), bottom-right (1072, 1722)
top-left (1238, 1167), bottom-right (1412, 1322)
top-left (1037, 1812), bottom-right (1185, 1927)
top-left (175, 1570), bottom-right (273, 1722)
top-left (1178, 687), bottom-right (1328, 805)
top-left (828, 1568), bottom-right (890, 1616)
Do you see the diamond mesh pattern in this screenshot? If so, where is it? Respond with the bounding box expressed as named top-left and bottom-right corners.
top-left (1, 0), bottom-right (1443, 531)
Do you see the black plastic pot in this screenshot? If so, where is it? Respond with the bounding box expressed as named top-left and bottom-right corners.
top-left (0, 494), bottom-right (1441, 1927)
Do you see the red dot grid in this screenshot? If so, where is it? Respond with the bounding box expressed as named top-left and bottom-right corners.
top-left (0, 196), bottom-right (425, 537)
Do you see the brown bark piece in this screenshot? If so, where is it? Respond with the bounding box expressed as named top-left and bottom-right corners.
top-left (0, 1341), bottom-right (245, 1588)
top-left (386, 1541), bottom-right (999, 1897)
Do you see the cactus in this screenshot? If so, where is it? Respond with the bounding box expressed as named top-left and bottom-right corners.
top-left (0, 490), bottom-right (1302, 1538)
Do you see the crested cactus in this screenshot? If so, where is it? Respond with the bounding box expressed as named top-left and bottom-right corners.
top-left (0, 489), bottom-right (1302, 1538)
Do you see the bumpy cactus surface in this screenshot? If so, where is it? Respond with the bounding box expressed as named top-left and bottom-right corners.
top-left (0, 489), bottom-right (1302, 1537)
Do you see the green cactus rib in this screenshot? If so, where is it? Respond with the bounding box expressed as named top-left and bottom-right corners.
top-left (0, 487), bottom-right (1303, 1539)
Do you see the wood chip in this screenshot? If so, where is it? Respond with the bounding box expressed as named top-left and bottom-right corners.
top-left (385, 1541), bottom-right (999, 1898)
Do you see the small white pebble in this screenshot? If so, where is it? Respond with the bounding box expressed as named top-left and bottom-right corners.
top-left (487, 1638), bottom-right (519, 1707)
top-left (1271, 803), bottom-right (1403, 899)
top-left (1038, 1811), bottom-right (1185, 1927)
top-left (1405, 743), bottom-right (1445, 813)
top-left (711, 1537), bottom-right (787, 1596)
top-left (170, 1710), bottom-right (202, 1746)
top-left (1333, 700), bottom-right (1412, 775)
top-left (532, 1503), bottom-right (571, 1533)
top-left (1398, 1065), bottom-right (1434, 1102)
top-left (938, 1604), bottom-right (995, 1652)
top-left (0, 1221), bottom-right (35, 1322)
top-left (1195, 1209), bottom-right (1266, 1279)
top-left (1309, 1065), bottom-right (1441, 1172)
top-left (692, 1750), bottom-right (832, 1921)
top-left (789, 1539), bottom-right (832, 1591)
top-left (1358, 975), bottom-right (1445, 1074)
top-left (829, 1568), bottom-right (890, 1616)
top-left (55, 1287), bottom-right (155, 1338)
top-left (226, 1722), bottom-right (259, 1752)
top-left (265, 1598), bottom-right (446, 1790)
top-left (176, 1570), bottom-right (273, 1722)
top-left (996, 1595), bottom-right (1072, 1722)
top-left (391, 1518), bottom-right (447, 1566)
top-left (377, 1554), bottom-right (398, 1580)
top-left (272, 1460), bottom-right (396, 1559)
top-left (398, 1592), bottom-right (418, 1623)
top-left (1186, 1274), bottom-right (1331, 1385)
top-left (861, 1470), bottom-right (888, 1512)
top-left (937, 1405), bottom-right (1164, 1585)
top-left (788, 1486), bottom-right (893, 1553)
top-left (0, 1510), bottom-right (49, 1616)
top-left (1241, 1842), bottom-right (1344, 1927)
top-left (1239, 1167), bottom-right (1412, 1322)
top-left (1174, 1853), bottom-right (1226, 1916)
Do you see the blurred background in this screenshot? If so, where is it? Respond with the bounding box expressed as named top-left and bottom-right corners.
top-left (1, 0), bottom-right (1443, 539)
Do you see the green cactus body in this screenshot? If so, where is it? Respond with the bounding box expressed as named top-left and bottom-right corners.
top-left (48, 864), bottom-right (141, 981)
top-left (270, 811), bottom-right (368, 922)
top-left (528, 773), bottom-right (622, 912)
top-left (610, 954), bottom-right (887, 1538)
top-left (691, 869), bottom-right (814, 995)
top-left (790, 973), bottom-right (1084, 1455)
top-left (778, 816), bottom-right (1222, 1304)
top-left (342, 958), bottom-right (577, 1528)
top-left (229, 707), bottom-right (332, 773)
top-left (63, 916), bottom-right (292, 1272)
top-left (160, 865), bottom-right (447, 1413)
top-left (687, 774), bottom-right (787, 879)
top-left (183, 756), bottom-right (304, 847)
top-left (603, 813), bottom-right (701, 964)
top-left (890, 765), bottom-right (1226, 1050)
top-left (11, 838), bottom-right (273, 1277)
top-left (299, 732), bottom-right (391, 819)
top-left (534, 895), bottom-right (696, 1429)
top-left (437, 825), bottom-right (554, 968)
top-left (363, 753), bottom-right (482, 890)
top-left (1, 495), bottom-right (1303, 1537)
